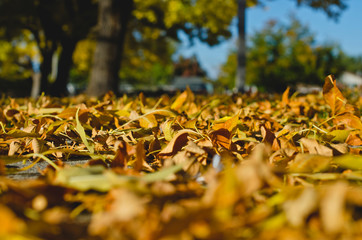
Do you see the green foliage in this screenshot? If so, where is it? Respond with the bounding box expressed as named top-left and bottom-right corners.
top-left (0, 30), bottom-right (35, 81)
top-left (71, 37), bottom-right (175, 86)
top-left (133, 0), bottom-right (237, 46)
top-left (119, 24), bottom-right (176, 85)
top-left (218, 50), bottom-right (237, 90)
top-left (341, 55), bottom-right (362, 74)
top-left (219, 17), bottom-right (350, 92)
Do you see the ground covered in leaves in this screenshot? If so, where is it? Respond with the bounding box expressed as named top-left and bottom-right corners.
top-left (1, 75), bottom-right (362, 240)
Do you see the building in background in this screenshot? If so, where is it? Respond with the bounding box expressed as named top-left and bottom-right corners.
top-left (339, 72), bottom-right (362, 87)
top-left (164, 55), bottom-right (213, 93)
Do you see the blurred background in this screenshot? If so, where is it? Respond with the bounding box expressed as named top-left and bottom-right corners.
top-left (0, 0), bottom-right (361, 97)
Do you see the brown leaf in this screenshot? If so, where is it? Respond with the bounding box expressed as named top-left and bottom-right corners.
top-left (158, 130), bottom-right (190, 156)
top-left (334, 112), bottom-right (362, 130)
top-left (209, 128), bottom-right (231, 150)
top-left (346, 132), bottom-right (362, 154)
top-left (111, 141), bottom-right (131, 168)
top-left (282, 86), bottom-right (290, 106)
top-left (8, 140), bottom-right (22, 156)
top-left (320, 182), bottom-right (347, 234)
top-left (148, 137), bottom-right (161, 154)
top-left (289, 154), bottom-right (332, 173)
top-left (283, 187), bottom-right (317, 227)
top-left (0, 160), bottom-right (5, 175)
top-left (89, 189), bottom-right (146, 236)
top-left (261, 125), bottom-right (276, 146)
top-left (184, 140), bottom-right (206, 156)
top-left (323, 75), bottom-right (354, 116)
top-left (134, 140), bottom-right (145, 171)
top-left (300, 138), bottom-right (333, 156)
top-left (5, 108), bottom-right (20, 117)
top-left (58, 108), bottom-right (89, 123)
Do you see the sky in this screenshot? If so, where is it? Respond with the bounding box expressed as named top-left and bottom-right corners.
top-left (175, 0), bottom-right (362, 79)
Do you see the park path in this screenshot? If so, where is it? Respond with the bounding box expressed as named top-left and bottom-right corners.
top-left (6, 158), bottom-right (89, 180)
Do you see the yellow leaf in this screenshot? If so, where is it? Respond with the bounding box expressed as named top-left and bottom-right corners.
top-left (212, 111), bottom-right (240, 132)
top-left (75, 108), bottom-right (94, 155)
top-left (0, 204), bottom-right (26, 235)
top-left (171, 90), bottom-right (188, 111)
top-left (162, 119), bottom-right (176, 141)
top-left (139, 113), bottom-right (158, 129)
top-left (332, 155), bottom-right (362, 170)
top-left (327, 129), bottom-right (351, 143)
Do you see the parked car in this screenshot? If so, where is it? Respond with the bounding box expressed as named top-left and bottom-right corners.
top-left (163, 76), bottom-right (213, 94)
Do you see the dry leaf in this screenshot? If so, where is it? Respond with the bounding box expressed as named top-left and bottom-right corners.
top-left (323, 75), bottom-right (351, 116)
top-left (283, 188), bottom-right (317, 227)
top-left (300, 138), bottom-right (333, 156)
top-left (289, 154), bottom-right (332, 173)
top-left (282, 87), bottom-right (290, 106)
top-left (158, 129), bottom-right (199, 156)
top-left (171, 90), bottom-right (188, 111)
top-left (334, 112), bottom-right (362, 130)
top-left (320, 182), bottom-right (347, 234)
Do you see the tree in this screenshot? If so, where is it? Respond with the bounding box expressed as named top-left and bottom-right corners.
top-left (0, 0), bottom-right (239, 97)
top-left (86, 0), bottom-right (238, 97)
top-left (234, 0), bottom-right (347, 92)
top-left (235, 0), bottom-right (246, 92)
top-left (0, 0), bottom-right (97, 96)
top-left (219, 17), bottom-right (348, 92)
top-left (72, 33), bottom-right (176, 90)
top-left (86, 0), bottom-right (133, 96)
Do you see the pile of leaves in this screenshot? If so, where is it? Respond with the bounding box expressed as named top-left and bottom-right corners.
top-left (0, 75), bottom-right (362, 240)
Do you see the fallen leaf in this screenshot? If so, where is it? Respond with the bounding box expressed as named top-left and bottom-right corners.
top-left (209, 128), bottom-right (232, 150)
top-left (332, 155), bottom-right (362, 170)
top-left (139, 113), bottom-right (158, 129)
top-left (283, 187), bottom-right (317, 227)
top-left (134, 140), bottom-right (145, 171)
top-left (322, 75), bottom-right (352, 116)
top-left (320, 182), bottom-right (347, 234)
top-left (300, 138), bottom-right (333, 156)
top-left (212, 111), bottom-right (240, 132)
top-left (0, 204), bottom-right (26, 235)
top-left (171, 90), bottom-right (188, 111)
top-left (334, 112), bottom-right (362, 130)
top-left (158, 129), bottom-right (200, 156)
top-left (282, 87), bottom-right (290, 106)
top-left (75, 108), bottom-right (94, 155)
top-left (289, 154), bottom-right (332, 173)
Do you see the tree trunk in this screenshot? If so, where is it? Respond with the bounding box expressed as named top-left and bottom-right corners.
top-left (86, 0), bottom-right (133, 97)
top-left (39, 47), bottom-right (56, 94)
top-left (50, 39), bottom-right (77, 96)
top-left (31, 72), bottom-right (41, 98)
top-left (234, 0), bottom-right (246, 93)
